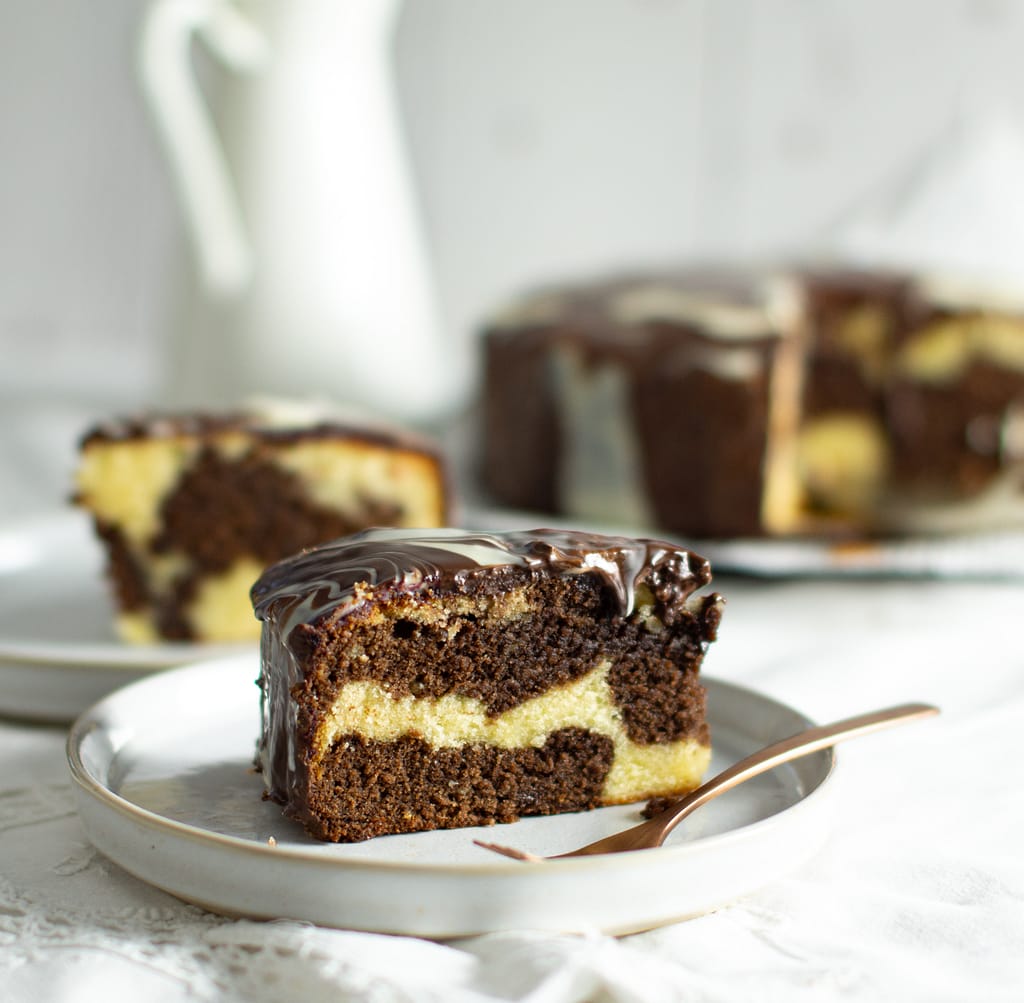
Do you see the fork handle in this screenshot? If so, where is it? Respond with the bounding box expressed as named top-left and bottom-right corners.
top-left (657, 701), bottom-right (940, 843)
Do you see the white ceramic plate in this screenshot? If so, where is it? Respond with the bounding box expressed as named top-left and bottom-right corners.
top-left (467, 505), bottom-right (1024, 580)
top-left (0, 511), bottom-right (251, 721)
top-left (68, 655), bottom-right (836, 937)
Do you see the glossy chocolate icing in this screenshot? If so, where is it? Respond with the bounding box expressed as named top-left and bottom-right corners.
top-left (251, 527), bottom-right (713, 641)
top-left (254, 527), bottom-right (721, 840)
top-left (78, 404), bottom-right (440, 456)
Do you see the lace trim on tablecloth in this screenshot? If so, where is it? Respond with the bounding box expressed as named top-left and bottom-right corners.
top-left (0, 781), bottom-right (696, 1003)
top-left (3, 769), bottom-right (1022, 1003)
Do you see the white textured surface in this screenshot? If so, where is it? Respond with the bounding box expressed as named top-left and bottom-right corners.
top-left (2, 571), bottom-right (1022, 999)
top-left (2, 418), bottom-right (1023, 999)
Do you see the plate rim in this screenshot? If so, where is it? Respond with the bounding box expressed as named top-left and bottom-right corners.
top-left (66, 654), bottom-right (837, 877)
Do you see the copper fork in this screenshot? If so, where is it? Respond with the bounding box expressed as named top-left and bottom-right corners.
top-left (475, 701), bottom-right (939, 861)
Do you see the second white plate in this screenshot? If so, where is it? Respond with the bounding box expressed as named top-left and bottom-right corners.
top-left (68, 655), bottom-right (836, 938)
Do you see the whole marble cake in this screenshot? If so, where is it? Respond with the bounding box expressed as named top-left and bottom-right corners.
top-left (74, 401), bottom-right (450, 643)
top-left (481, 266), bottom-right (1024, 537)
top-left (252, 527), bottom-right (722, 842)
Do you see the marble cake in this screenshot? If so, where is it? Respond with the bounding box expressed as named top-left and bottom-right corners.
top-left (252, 527), bottom-right (722, 842)
top-left (481, 267), bottom-right (1024, 537)
top-left (74, 403), bottom-right (450, 643)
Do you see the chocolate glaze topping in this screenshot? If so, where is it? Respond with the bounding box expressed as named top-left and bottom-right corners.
top-left (486, 267), bottom-right (798, 343)
top-left (78, 408), bottom-right (441, 456)
top-left (252, 527), bottom-right (713, 640)
top-left (255, 526), bottom-right (721, 840)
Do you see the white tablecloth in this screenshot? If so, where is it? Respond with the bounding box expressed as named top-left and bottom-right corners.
top-left (1, 407), bottom-right (1022, 1001)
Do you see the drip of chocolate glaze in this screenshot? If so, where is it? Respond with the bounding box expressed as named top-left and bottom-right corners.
top-left (251, 527), bottom-right (713, 639)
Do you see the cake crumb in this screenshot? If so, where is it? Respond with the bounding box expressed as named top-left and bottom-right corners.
top-left (642, 796), bottom-right (672, 819)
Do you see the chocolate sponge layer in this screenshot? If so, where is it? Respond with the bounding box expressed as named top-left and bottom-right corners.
top-left (302, 729), bottom-right (615, 842)
top-left (255, 528), bottom-right (722, 843)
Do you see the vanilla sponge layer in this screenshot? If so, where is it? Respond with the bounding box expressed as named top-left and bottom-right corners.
top-left (76, 435), bottom-right (445, 548)
top-left (115, 559), bottom-right (267, 644)
top-left (317, 661), bottom-right (711, 803)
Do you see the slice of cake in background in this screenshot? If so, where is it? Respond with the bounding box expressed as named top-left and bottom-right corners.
top-left (252, 527), bottom-right (722, 843)
top-left (74, 400), bottom-right (451, 644)
top-left (481, 270), bottom-right (808, 539)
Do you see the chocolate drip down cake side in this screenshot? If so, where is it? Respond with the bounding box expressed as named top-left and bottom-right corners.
top-left (252, 528), bottom-right (723, 842)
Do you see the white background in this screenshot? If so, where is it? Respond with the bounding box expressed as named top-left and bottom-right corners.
top-left (2, 0), bottom-right (1023, 407)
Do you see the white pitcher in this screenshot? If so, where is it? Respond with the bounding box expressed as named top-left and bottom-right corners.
top-left (140, 0), bottom-right (460, 421)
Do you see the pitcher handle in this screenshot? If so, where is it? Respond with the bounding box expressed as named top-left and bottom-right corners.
top-left (139, 0), bottom-right (268, 295)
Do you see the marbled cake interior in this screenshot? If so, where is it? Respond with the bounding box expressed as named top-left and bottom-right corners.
top-left (253, 528), bottom-right (722, 842)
